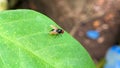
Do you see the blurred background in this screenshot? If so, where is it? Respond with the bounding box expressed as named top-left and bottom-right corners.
top-left (0, 0), bottom-right (120, 68)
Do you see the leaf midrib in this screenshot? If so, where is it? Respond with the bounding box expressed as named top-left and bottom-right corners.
top-left (0, 34), bottom-right (55, 68)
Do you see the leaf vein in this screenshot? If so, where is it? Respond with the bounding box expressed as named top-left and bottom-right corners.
top-left (0, 34), bottom-right (55, 68)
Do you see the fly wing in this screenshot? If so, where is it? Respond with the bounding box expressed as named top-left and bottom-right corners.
top-left (50, 25), bottom-right (59, 34)
top-left (49, 31), bottom-right (58, 35)
top-left (50, 25), bottom-right (58, 29)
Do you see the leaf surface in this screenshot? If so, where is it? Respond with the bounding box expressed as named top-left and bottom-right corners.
top-left (0, 9), bottom-right (95, 68)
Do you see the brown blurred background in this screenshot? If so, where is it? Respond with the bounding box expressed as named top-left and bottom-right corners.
top-left (4, 0), bottom-right (120, 65)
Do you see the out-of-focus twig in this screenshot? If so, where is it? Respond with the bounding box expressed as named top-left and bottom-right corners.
top-left (0, 0), bottom-right (18, 11)
top-left (0, 0), bottom-right (8, 11)
top-left (96, 58), bottom-right (105, 68)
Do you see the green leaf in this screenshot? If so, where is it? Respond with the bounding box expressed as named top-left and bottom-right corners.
top-left (0, 9), bottom-right (95, 68)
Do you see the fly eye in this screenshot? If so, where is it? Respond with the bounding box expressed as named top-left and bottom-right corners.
top-left (61, 30), bottom-right (64, 33)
